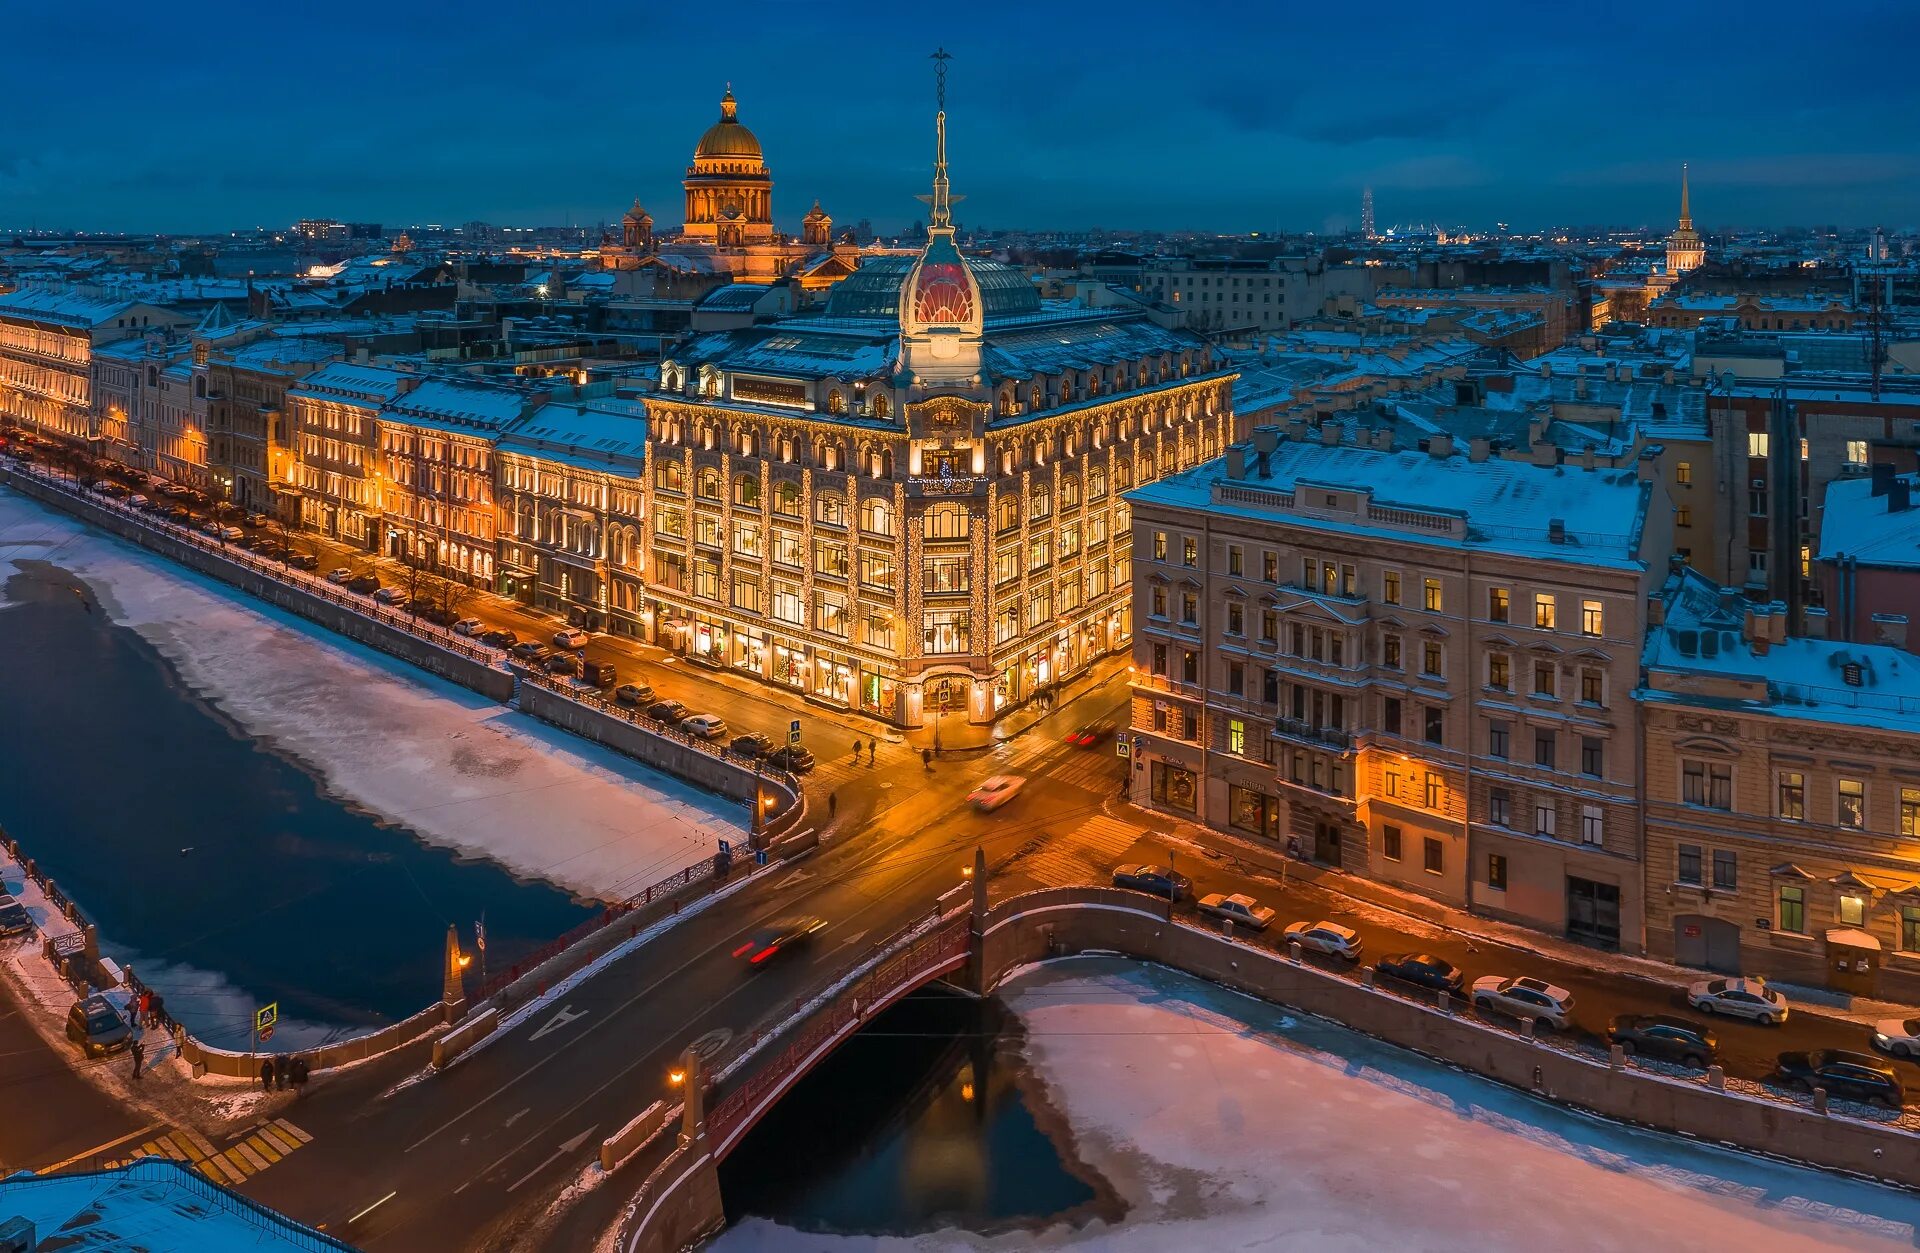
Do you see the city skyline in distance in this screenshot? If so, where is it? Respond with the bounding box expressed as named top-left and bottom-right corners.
top-left (5, 0), bottom-right (1918, 235)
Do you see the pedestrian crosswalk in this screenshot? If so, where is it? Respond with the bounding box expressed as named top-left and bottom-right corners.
top-left (105, 1117), bottom-right (313, 1186)
top-left (1016, 814), bottom-right (1145, 888)
top-left (1048, 751), bottom-right (1127, 793)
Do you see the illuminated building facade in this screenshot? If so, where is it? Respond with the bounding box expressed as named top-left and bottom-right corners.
top-left (641, 85), bottom-right (1232, 727)
top-left (372, 380), bottom-right (530, 585)
top-left (286, 363), bottom-right (410, 547)
top-left (0, 289), bottom-right (184, 448)
top-left (1128, 426), bottom-right (1669, 950)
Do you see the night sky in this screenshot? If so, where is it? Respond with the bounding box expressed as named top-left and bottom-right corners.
top-left (7, 0), bottom-right (1917, 234)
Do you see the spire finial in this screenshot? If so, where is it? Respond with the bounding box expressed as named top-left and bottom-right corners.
top-left (1679, 161), bottom-right (1691, 228)
top-left (922, 48), bottom-right (962, 231)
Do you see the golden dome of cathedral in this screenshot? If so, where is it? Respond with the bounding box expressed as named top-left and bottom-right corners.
top-left (694, 89), bottom-right (763, 162)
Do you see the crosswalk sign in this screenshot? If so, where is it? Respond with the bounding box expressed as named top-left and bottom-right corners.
top-left (256, 1002), bottom-right (278, 1042)
top-left (788, 719), bottom-right (802, 746)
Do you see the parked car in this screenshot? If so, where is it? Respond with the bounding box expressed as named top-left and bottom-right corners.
top-left (452, 618), bottom-right (485, 636)
top-left (1775, 1049), bottom-right (1904, 1108)
top-left (1471, 976), bottom-right (1575, 1030)
top-left (346, 573), bottom-right (380, 594)
top-left (647, 699), bottom-right (691, 724)
top-left (967, 775), bottom-right (1026, 811)
top-left (0, 893), bottom-right (31, 937)
top-left (1283, 920), bottom-right (1365, 962)
top-left (1607, 1014), bottom-right (1717, 1068)
top-left (1197, 892), bottom-right (1275, 931)
top-left (91, 480), bottom-right (128, 498)
top-left (372, 586), bottom-right (410, 606)
top-left (285, 551), bottom-right (319, 571)
top-left (1687, 976), bottom-right (1789, 1025)
top-left (1872, 1018), bottom-right (1920, 1059)
top-left (581, 660), bottom-right (618, 688)
top-left (477, 628), bottom-right (518, 649)
top-left (614, 682), bottom-right (656, 707)
top-left (766, 744), bottom-right (815, 773)
top-left (416, 605), bottom-right (458, 627)
top-left (552, 627), bottom-right (591, 649)
top-left (681, 713), bottom-right (729, 740)
top-left (326, 567), bottom-right (355, 585)
top-left (1111, 864), bottom-right (1192, 901)
top-left (545, 651), bottom-right (581, 676)
top-left (65, 995), bottom-right (132, 1058)
top-left (512, 641), bottom-right (555, 664)
top-left (1375, 953), bottom-right (1465, 994)
top-left (1064, 720), bottom-right (1115, 747)
top-left (730, 733), bottom-right (774, 759)
top-left (244, 512), bottom-right (269, 527)
top-left (163, 505), bottom-right (192, 522)
top-left (253, 541), bottom-right (290, 561)
top-left (126, 493), bottom-right (150, 510)
top-left (733, 916), bottom-right (827, 969)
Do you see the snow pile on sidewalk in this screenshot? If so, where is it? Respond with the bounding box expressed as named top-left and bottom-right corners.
top-left (715, 958), bottom-right (1920, 1252)
top-left (0, 489), bottom-right (741, 901)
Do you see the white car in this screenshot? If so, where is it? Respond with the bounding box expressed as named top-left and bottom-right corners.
top-left (452, 618), bottom-right (485, 636)
top-left (1688, 976), bottom-right (1789, 1025)
top-left (966, 775), bottom-right (1025, 811)
top-left (325, 568), bottom-right (354, 585)
top-left (681, 713), bottom-right (729, 740)
top-left (1282, 920), bottom-right (1363, 961)
top-left (553, 627), bottom-right (592, 649)
top-left (1198, 893), bottom-right (1275, 931)
top-left (373, 587), bottom-right (411, 606)
top-left (1471, 975), bottom-right (1575, 1030)
top-left (1873, 1018), bottom-right (1920, 1058)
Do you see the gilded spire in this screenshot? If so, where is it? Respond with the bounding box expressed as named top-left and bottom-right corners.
top-left (1679, 161), bottom-right (1692, 230)
top-left (919, 48), bottom-right (963, 232)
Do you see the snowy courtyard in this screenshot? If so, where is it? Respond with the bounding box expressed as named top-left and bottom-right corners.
top-left (716, 957), bottom-right (1920, 1252)
top-left (0, 487), bottom-right (741, 902)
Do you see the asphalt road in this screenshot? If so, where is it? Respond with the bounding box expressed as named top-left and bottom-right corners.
top-left (0, 955), bottom-right (149, 1174)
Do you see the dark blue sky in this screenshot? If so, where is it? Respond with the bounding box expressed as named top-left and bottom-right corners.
top-left (7, 0), bottom-right (1916, 234)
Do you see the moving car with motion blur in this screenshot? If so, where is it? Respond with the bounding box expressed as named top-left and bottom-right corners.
top-left (733, 916), bottom-right (827, 969)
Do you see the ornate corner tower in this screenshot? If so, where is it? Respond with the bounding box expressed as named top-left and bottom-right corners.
top-left (898, 51), bottom-right (985, 391)
top-left (1666, 162), bottom-right (1704, 277)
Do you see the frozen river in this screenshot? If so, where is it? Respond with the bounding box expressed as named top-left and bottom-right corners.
top-left (717, 958), bottom-right (1920, 1252)
top-left (0, 487), bottom-right (742, 1043)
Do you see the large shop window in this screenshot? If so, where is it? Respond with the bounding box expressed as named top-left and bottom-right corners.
top-left (1228, 785), bottom-right (1279, 839)
top-left (1151, 762), bottom-right (1197, 813)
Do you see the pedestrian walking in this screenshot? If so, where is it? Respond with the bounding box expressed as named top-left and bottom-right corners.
top-left (922, 748), bottom-right (933, 772)
top-left (867, 737), bottom-right (877, 764)
top-left (259, 1057), bottom-right (275, 1092)
top-left (828, 791), bottom-right (838, 819)
top-left (150, 992), bottom-right (167, 1031)
top-left (853, 739), bottom-right (862, 763)
top-left (129, 1036), bottom-right (144, 1082)
top-left (137, 989), bottom-right (151, 1027)
top-left (289, 1055), bottom-right (310, 1097)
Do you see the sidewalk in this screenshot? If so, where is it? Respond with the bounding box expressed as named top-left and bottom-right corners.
top-left (1148, 816), bottom-right (1920, 1032)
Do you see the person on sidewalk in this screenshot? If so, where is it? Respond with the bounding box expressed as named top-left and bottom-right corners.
top-left (828, 791), bottom-right (837, 819)
top-left (128, 1036), bottom-right (144, 1082)
top-left (867, 737), bottom-right (876, 765)
top-left (922, 748), bottom-right (933, 772)
top-left (150, 992), bottom-right (167, 1031)
top-left (852, 739), bottom-right (862, 764)
top-left (260, 1057), bottom-right (275, 1092)
top-left (137, 989), bottom-right (151, 1028)
top-left (288, 1055), bottom-right (309, 1096)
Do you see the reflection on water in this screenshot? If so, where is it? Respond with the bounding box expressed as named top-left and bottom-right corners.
top-left (0, 560), bottom-right (592, 1045)
top-left (720, 988), bottom-right (1113, 1236)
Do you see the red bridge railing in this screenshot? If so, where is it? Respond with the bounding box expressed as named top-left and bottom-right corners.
top-left (707, 912), bottom-right (971, 1153)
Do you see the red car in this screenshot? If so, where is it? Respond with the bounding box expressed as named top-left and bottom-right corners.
top-left (1065, 720), bottom-right (1115, 747)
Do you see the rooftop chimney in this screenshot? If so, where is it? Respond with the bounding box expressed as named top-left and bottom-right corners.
top-left (1871, 463), bottom-right (1896, 497)
top-left (1548, 518), bottom-right (1567, 544)
top-left (1540, 361), bottom-right (1553, 377)
top-left (1803, 605), bottom-right (1829, 639)
top-left (1225, 444), bottom-right (1248, 480)
top-left (1580, 447), bottom-right (1597, 471)
top-left (1873, 613), bottom-right (1909, 650)
top-left (1286, 417), bottom-right (1309, 443)
top-left (1252, 425), bottom-right (1279, 456)
top-left (1890, 479), bottom-right (1912, 514)
top-left (1647, 594), bottom-right (1666, 627)
top-left (1428, 434), bottom-right (1454, 459)
top-left (1468, 437), bottom-right (1491, 463)
top-left (1532, 441), bottom-right (1559, 468)
top-left (1321, 423), bottom-right (1341, 446)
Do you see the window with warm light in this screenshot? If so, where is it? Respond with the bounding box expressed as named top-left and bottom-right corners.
top-left (1581, 600), bottom-right (1603, 636)
top-left (1838, 779), bottom-right (1866, 830)
top-left (1534, 594), bottom-right (1556, 630)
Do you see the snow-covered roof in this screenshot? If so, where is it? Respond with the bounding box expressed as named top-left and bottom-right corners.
top-left (379, 378), bottom-right (530, 434)
top-left (0, 287), bottom-right (138, 328)
top-left (0, 1158), bottom-right (356, 1251)
top-left (1817, 472), bottom-right (1920, 568)
top-left (287, 361), bottom-right (409, 406)
top-left (1641, 568), bottom-right (1920, 735)
top-left (1128, 437), bottom-right (1652, 569)
top-left (698, 283), bottom-right (770, 311)
top-left (499, 399), bottom-right (649, 468)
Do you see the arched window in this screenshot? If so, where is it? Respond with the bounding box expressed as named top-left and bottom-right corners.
top-left (816, 491), bottom-right (848, 527)
top-left (996, 494), bottom-right (1020, 532)
top-left (860, 497), bottom-right (895, 538)
top-left (697, 468), bottom-right (720, 500)
top-left (1029, 383), bottom-right (1043, 412)
top-left (873, 393), bottom-right (891, 420)
top-left (773, 480), bottom-right (802, 517)
top-left (826, 389), bottom-right (847, 415)
top-left (733, 474), bottom-right (760, 507)
top-left (923, 502), bottom-right (969, 540)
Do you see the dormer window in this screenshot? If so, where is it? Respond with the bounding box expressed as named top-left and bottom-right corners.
top-left (1843, 662), bottom-right (1864, 687)
top-left (826, 388), bottom-right (847, 415)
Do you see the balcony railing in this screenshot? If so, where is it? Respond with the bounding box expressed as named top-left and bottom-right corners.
top-left (1272, 717), bottom-right (1354, 751)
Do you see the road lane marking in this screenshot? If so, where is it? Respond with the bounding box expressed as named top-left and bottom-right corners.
top-left (245, 1133), bottom-right (282, 1164)
top-left (528, 1004), bottom-right (589, 1042)
top-left (33, 1121), bottom-right (165, 1174)
top-left (272, 1118), bottom-right (312, 1144)
top-left (348, 1191), bottom-right (397, 1224)
top-left (505, 1126), bottom-right (598, 1193)
top-left (504, 1107), bottom-right (530, 1128)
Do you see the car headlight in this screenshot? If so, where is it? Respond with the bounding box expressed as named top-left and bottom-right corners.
top-left (1876, 1033), bottom-right (1891, 1044)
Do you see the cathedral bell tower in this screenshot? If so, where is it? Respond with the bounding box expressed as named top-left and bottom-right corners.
top-left (898, 50), bottom-right (984, 391)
